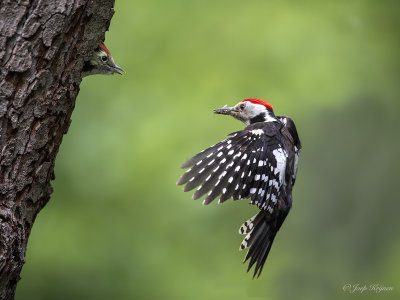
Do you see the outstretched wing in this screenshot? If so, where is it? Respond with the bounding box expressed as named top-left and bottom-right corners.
top-left (177, 122), bottom-right (288, 213)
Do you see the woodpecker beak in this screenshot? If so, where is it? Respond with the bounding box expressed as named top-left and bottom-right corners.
top-left (214, 105), bottom-right (236, 115)
top-left (112, 64), bottom-right (125, 75)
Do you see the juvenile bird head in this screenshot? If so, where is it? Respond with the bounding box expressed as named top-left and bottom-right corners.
top-left (82, 42), bottom-right (125, 77)
top-left (214, 98), bottom-right (276, 125)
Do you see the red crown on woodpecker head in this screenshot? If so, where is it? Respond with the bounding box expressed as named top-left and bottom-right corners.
top-left (99, 42), bottom-right (111, 56)
top-left (242, 98), bottom-right (273, 110)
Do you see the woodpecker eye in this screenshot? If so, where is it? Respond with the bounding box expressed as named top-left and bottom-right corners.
top-left (239, 104), bottom-right (246, 110)
top-left (101, 56), bottom-right (108, 62)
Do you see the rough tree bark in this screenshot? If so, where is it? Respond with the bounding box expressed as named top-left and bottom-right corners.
top-left (0, 1), bottom-right (115, 298)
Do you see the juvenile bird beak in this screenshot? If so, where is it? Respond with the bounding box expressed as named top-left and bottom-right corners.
top-left (113, 64), bottom-right (125, 75)
top-left (214, 105), bottom-right (235, 115)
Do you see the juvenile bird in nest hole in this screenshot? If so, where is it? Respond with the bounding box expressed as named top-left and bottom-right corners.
top-left (82, 42), bottom-right (124, 77)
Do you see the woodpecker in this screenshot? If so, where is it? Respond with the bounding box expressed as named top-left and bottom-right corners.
top-left (177, 98), bottom-right (301, 277)
top-left (82, 42), bottom-right (124, 77)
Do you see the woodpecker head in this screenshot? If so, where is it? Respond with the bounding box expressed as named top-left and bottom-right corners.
top-left (214, 98), bottom-right (277, 125)
top-left (82, 43), bottom-right (125, 77)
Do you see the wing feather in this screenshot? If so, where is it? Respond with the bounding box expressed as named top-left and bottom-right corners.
top-left (180, 140), bottom-right (227, 169)
top-left (178, 122), bottom-right (287, 211)
top-left (191, 135), bottom-right (249, 200)
top-left (232, 144), bottom-right (262, 200)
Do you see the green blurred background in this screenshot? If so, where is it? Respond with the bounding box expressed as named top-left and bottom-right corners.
top-left (16, 0), bottom-right (400, 299)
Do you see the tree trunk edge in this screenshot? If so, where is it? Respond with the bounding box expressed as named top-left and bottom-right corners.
top-left (0, 1), bottom-right (115, 299)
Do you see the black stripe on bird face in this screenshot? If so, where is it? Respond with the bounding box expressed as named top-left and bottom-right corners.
top-left (250, 113), bottom-right (266, 124)
top-left (249, 108), bottom-right (276, 124)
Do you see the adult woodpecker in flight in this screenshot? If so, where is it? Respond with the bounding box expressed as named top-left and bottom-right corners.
top-left (82, 42), bottom-right (124, 77)
top-left (177, 98), bottom-right (301, 277)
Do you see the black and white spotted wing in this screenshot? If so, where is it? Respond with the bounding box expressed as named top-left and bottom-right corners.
top-left (177, 122), bottom-right (288, 213)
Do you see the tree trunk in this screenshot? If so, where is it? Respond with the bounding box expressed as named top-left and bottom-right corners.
top-left (0, 1), bottom-right (115, 298)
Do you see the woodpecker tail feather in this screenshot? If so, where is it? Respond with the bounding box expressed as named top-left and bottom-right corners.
top-left (239, 211), bottom-right (282, 278)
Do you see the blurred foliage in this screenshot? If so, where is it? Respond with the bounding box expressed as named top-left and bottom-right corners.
top-left (16, 0), bottom-right (399, 299)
